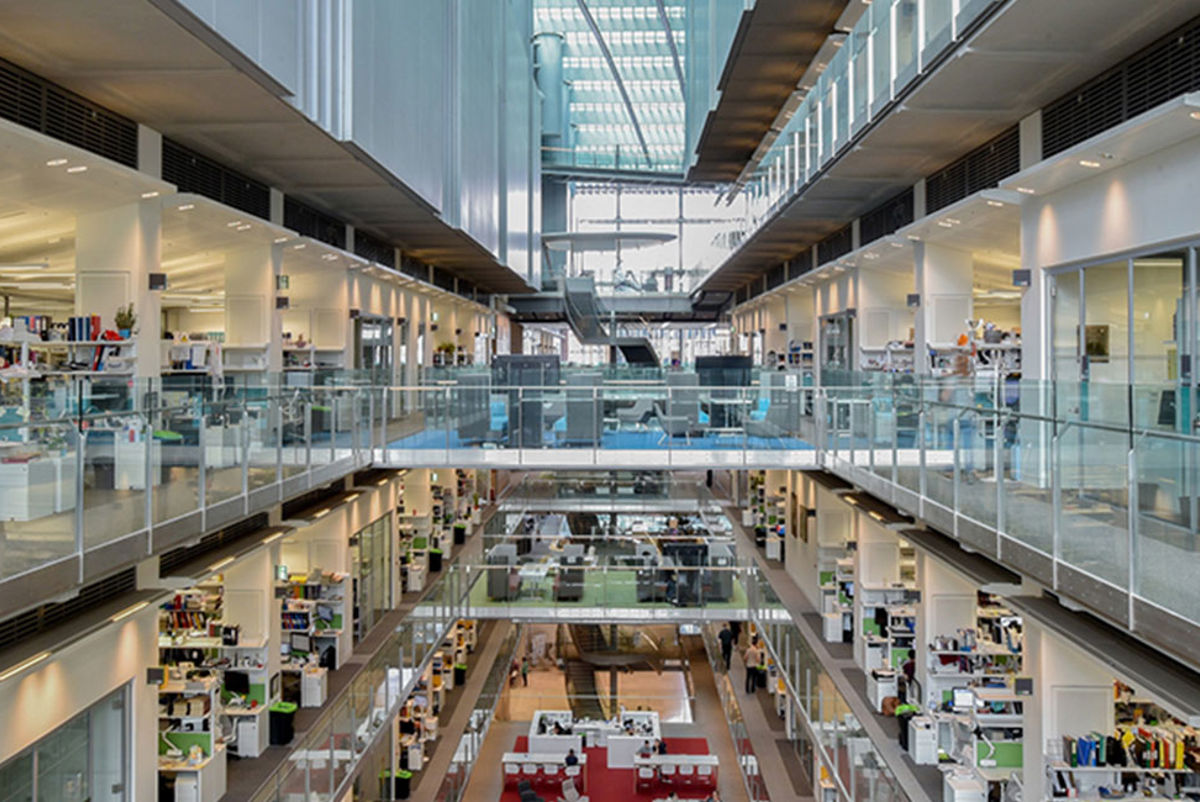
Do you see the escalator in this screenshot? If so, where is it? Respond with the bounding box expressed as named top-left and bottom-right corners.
top-left (563, 277), bottom-right (659, 366)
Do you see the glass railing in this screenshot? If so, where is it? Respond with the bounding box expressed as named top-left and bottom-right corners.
top-left (426, 624), bottom-right (521, 802)
top-left (812, 374), bottom-right (1200, 632)
top-left (415, 564), bottom-right (755, 619)
top-left (6, 372), bottom-right (1199, 642)
top-left (742, 577), bottom-right (909, 802)
top-left (691, 0), bottom-right (1001, 287)
top-left (698, 624), bottom-right (770, 801)
top-left (248, 572), bottom-right (476, 802)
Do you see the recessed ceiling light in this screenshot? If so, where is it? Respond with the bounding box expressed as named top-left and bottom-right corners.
top-left (141, 191), bottom-right (160, 199)
top-left (45, 158), bottom-right (68, 167)
top-left (907, 234), bottom-right (921, 241)
top-left (273, 236), bottom-right (289, 244)
top-left (937, 220), bottom-right (954, 228)
top-left (321, 253), bottom-right (338, 261)
top-left (944, 217), bottom-right (961, 225)
top-left (236, 224), bottom-right (251, 231)
top-left (1078, 159), bottom-right (1101, 168)
top-left (66, 165), bottom-right (88, 173)
top-left (178, 203), bottom-right (195, 211)
top-left (1016, 187), bottom-right (1035, 195)
top-left (293, 243), bottom-right (307, 250)
top-left (890, 241), bottom-right (904, 248)
top-left (986, 200), bottom-right (1004, 208)
top-left (227, 221), bottom-right (243, 228)
top-left (1190, 111), bottom-right (1200, 121)
top-left (0, 651), bottom-right (51, 682)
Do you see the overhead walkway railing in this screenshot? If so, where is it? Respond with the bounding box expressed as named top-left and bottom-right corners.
top-left (737, 577), bottom-right (910, 802)
top-left (247, 563), bottom-right (477, 802)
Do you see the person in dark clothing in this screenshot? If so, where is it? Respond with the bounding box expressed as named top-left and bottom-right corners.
top-left (565, 749), bottom-right (579, 766)
top-left (729, 620), bottom-right (742, 646)
top-left (718, 623), bottom-right (734, 670)
top-left (657, 739), bottom-right (668, 755)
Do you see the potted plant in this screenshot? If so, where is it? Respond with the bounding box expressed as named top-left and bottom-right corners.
top-left (470, 493), bottom-right (482, 525)
top-left (114, 303), bottom-right (136, 339)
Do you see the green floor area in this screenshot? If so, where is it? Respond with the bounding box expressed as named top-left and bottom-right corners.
top-left (466, 569), bottom-right (749, 610)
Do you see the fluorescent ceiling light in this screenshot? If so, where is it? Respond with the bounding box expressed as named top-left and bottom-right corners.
top-left (141, 191), bottom-right (160, 199)
top-left (45, 158), bottom-right (68, 167)
top-left (110, 601), bottom-right (149, 622)
top-left (207, 556), bottom-right (235, 572)
top-left (66, 165), bottom-right (88, 174)
top-left (0, 263), bottom-right (49, 271)
top-left (1078, 159), bottom-right (1101, 168)
top-left (986, 200), bottom-right (1004, 208)
top-left (311, 508), bottom-right (330, 519)
top-left (262, 531), bottom-right (287, 545)
top-left (0, 651), bottom-right (51, 682)
top-left (177, 204), bottom-right (195, 211)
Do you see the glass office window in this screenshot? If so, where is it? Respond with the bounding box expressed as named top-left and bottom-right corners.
top-left (820, 82), bottom-right (834, 161)
top-left (0, 686), bottom-right (127, 802)
top-left (1052, 270), bottom-right (1081, 384)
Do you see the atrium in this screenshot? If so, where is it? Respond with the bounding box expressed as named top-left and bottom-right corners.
top-left (0, 2), bottom-right (1198, 802)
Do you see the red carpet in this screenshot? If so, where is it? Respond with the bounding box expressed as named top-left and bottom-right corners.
top-left (499, 736), bottom-right (714, 802)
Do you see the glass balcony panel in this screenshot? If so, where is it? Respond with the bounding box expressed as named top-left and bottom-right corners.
top-left (0, 420), bottom-right (78, 579)
top-left (82, 412), bottom-right (152, 541)
top-left (1133, 430), bottom-right (1200, 621)
top-left (923, 392), bottom-right (958, 510)
top-left (1058, 423), bottom-right (1129, 588)
top-left (870, 2), bottom-right (892, 108)
top-left (957, 407), bottom-right (997, 529)
top-left (894, 0), bottom-right (918, 83)
top-left (923, 0), bottom-right (954, 49)
top-left (247, 398), bottom-right (278, 490)
top-left (1001, 412), bottom-right (1054, 555)
top-left (203, 399), bottom-right (245, 505)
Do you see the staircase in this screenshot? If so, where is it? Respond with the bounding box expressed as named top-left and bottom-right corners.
top-left (563, 658), bottom-right (608, 720)
top-left (562, 277), bottom-right (659, 366)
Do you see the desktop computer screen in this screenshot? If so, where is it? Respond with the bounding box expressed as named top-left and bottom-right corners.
top-left (291, 632), bottom-right (312, 653)
top-left (951, 687), bottom-right (974, 710)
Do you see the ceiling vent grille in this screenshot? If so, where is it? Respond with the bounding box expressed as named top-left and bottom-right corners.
top-left (926, 126), bottom-right (1019, 214)
top-left (766, 263), bottom-right (786, 290)
top-left (400, 254), bottom-right (428, 283)
top-left (817, 225), bottom-right (854, 266)
top-left (162, 138), bottom-right (270, 219)
top-left (860, 188), bottom-right (915, 246)
top-left (353, 231), bottom-right (396, 268)
top-left (0, 568), bottom-right (136, 655)
top-left (284, 197), bottom-right (346, 249)
top-left (1043, 16), bottom-right (1200, 157)
top-left (433, 268), bottom-right (456, 293)
top-left (0, 58), bottom-right (137, 168)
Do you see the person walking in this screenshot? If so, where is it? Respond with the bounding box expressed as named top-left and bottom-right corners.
top-left (729, 620), bottom-right (742, 646)
top-left (718, 623), bottom-right (734, 670)
top-left (743, 640), bottom-right (762, 694)
top-left (520, 656), bottom-right (530, 687)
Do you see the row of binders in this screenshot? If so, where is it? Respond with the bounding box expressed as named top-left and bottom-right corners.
top-left (1061, 726), bottom-right (1199, 770)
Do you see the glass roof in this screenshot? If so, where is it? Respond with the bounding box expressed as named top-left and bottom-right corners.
top-left (535, 0), bottom-right (687, 173)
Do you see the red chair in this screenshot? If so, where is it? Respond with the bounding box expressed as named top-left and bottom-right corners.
top-left (635, 766), bottom-right (656, 792)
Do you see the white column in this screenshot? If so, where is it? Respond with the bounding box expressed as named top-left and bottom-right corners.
top-left (75, 201), bottom-right (162, 377)
top-left (224, 244), bottom-right (283, 372)
top-left (913, 242), bottom-right (973, 374)
top-left (913, 553), bottom-right (977, 703)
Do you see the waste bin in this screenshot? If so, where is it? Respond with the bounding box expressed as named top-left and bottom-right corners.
top-left (429, 548), bottom-right (443, 572)
top-left (395, 769), bottom-right (413, 800)
top-left (454, 663), bottom-right (467, 685)
top-left (453, 523), bottom-right (467, 545)
top-left (269, 701), bottom-right (298, 745)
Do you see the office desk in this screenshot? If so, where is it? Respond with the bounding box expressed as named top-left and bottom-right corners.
top-left (503, 752), bottom-right (588, 790)
top-left (225, 705), bottom-right (269, 758)
top-left (159, 744), bottom-right (227, 802)
top-left (608, 712), bottom-right (660, 768)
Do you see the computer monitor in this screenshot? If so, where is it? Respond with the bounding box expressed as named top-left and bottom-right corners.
top-left (316, 604), bottom-right (335, 623)
top-left (291, 632), bottom-right (312, 653)
top-left (280, 642), bottom-right (292, 657)
top-left (951, 687), bottom-right (974, 710)
top-left (1013, 677), bottom-right (1034, 696)
top-left (225, 670), bottom-right (250, 697)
